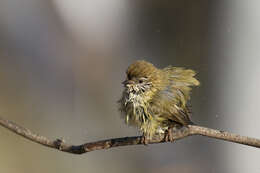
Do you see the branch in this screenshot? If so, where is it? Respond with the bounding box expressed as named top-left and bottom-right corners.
top-left (0, 116), bottom-right (259, 154)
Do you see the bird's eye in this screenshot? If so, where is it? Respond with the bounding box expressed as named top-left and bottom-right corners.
top-left (138, 79), bottom-right (144, 83)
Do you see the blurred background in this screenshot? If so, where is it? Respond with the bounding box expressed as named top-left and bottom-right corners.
top-left (0, 0), bottom-right (259, 172)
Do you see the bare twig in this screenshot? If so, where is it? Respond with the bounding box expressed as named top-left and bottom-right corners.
top-left (0, 116), bottom-right (259, 154)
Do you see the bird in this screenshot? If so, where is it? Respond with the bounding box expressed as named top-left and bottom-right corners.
top-left (118, 60), bottom-right (199, 144)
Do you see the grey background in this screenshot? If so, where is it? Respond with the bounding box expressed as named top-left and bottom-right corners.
top-left (0, 0), bottom-right (259, 172)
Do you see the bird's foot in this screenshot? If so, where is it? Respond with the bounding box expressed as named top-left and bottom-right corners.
top-left (164, 129), bottom-right (174, 142)
top-left (141, 135), bottom-right (149, 145)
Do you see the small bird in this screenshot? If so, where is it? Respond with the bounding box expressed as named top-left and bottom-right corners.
top-left (118, 60), bottom-right (199, 144)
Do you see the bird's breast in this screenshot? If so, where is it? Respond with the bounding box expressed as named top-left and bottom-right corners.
top-left (123, 92), bottom-right (150, 125)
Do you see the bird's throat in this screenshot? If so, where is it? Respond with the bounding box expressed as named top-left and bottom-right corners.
top-left (124, 92), bottom-right (150, 125)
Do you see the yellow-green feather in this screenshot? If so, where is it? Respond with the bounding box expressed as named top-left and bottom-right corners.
top-left (119, 61), bottom-right (200, 140)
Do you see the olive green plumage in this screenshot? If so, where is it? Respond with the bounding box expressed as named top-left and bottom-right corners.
top-left (118, 60), bottom-right (199, 140)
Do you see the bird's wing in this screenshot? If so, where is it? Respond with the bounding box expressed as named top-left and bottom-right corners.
top-left (150, 67), bottom-right (199, 125)
top-left (150, 85), bottom-right (192, 125)
top-left (163, 67), bottom-right (199, 104)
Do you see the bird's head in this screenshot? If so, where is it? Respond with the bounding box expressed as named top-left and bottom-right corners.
top-left (122, 60), bottom-right (164, 95)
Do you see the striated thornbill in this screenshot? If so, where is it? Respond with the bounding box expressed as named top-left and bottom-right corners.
top-left (118, 60), bottom-right (199, 144)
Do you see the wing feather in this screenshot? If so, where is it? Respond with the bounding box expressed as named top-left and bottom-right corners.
top-left (149, 67), bottom-right (199, 125)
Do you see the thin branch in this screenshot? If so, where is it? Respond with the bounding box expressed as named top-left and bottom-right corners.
top-left (0, 116), bottom-right (259, 154)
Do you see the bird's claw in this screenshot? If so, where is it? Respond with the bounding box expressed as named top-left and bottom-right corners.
top-left (141, 135), bottom-right (149, 145)
top-left (164, 129), bottom-right (174, 142)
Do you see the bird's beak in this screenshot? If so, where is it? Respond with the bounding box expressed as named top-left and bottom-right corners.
top-left (122, 80), bottom-right (134, 87)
